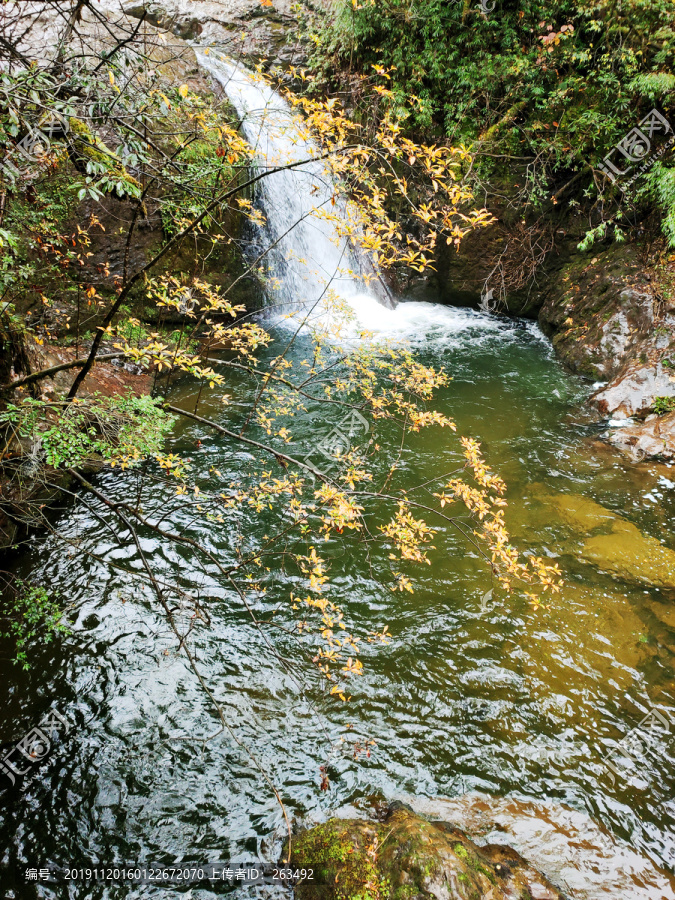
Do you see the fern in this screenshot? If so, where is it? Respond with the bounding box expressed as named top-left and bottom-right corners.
top-left (641, 163), bottom-right (675, 247)
top-left (628, 72), bottom-right (675, 101)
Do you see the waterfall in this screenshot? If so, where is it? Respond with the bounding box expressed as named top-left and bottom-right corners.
top-left (196, 51), bottom-right (391, 324)
top-left (196, 52), bottom-right (500, 343)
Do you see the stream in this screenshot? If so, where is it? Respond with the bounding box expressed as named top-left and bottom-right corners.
top-left (2, 58), bottom-right (675, 899)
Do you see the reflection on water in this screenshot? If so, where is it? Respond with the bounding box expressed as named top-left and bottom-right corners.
top-left (1, 311), bottom-right (675, 899)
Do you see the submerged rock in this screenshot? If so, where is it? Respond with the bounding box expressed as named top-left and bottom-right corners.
top-left (538, 490), bottom-right (675, 589)
top-left (289, 803), bottom-right (565, 899)
top-left (405, 793), bottom-right (675, 900)
top-left (582, 523), bottom-right (675, 589)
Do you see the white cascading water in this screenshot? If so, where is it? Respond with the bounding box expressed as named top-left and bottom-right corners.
top-left (196, 52), bottom-right (498, 342)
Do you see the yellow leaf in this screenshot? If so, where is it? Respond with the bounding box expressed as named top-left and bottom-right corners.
top-left (178, 84), bottom-right (188, 98)
top-left (108, 70), bottom-right (115, 85)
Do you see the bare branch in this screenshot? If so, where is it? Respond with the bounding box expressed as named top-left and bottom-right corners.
top-left (0, 353), bottom-right (124, 394)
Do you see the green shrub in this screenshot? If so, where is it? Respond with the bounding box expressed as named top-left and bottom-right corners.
top-left (0, 578), bottom-right (70, 669)
top-left (653, 395), bottom-right (675, 415)
top-left (311, 0), bottom-right (675, 237)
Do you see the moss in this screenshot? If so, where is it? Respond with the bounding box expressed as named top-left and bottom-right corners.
top-left (289, 819), bottom-right (387, 900)
top-left (389, 885), bottom-right (416, 900)
top-left (290, 819), bottom-right (352, 866)
top-left (452, 843), bottom-right (496, 885)
top-left (475, 864), bottom-right (496, 885)
top-left (288, 808), bottom-right (564, 900)
top-left (454, 843), bottom-right (469, 860)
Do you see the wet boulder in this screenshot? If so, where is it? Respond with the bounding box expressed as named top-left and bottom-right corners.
top-left (122, 0), bottom-right (301, 62)
top-left (591, 359), bottom-right (675, 420)
top-left (288, 803), bottom-right (565, 900)
top-left (606, 410), bottom-right (675, 461)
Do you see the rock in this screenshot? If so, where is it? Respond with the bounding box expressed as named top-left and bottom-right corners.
top-left (646, 598), bottom-right (675, 630)
top-left (13, 0), bottom-right (305, 74)
top-left (540, 491), bottom-right (617, 531)
top-left (537, 243), bottom-right (668, 381)
top-left (606, 411), bottom-right (675, 461)
top-left (582, 523), bottom-right (675, 590)
top-left (591, 360), bottom-right (675, 419)
top-left (120, 0), bottom-right (305, 64)
top-left (594, 288), bottom-right (657, 376)
top-left (433, 201), bottom-right (674, 385)
top-left (537, 490), bottom-right (675, 589)
top-left (288, 803), bottom-right (566, 900)
top-left (405, 793), bottom-right (675, 900)
top-left (123, 0), bottom-right (249, 42)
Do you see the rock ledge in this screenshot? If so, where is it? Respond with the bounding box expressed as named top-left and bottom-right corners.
top-left (288, 803), bottom-right (565, 900)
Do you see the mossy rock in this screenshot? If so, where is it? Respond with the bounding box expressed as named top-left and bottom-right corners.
top-left (537, 489), bottom-right (675, 589)
top-left (287, 804), bottom-right (565, 900)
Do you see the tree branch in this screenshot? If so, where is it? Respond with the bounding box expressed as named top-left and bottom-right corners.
top-left (163, 403), bottom-right (330, 482)
top-left (66, 148), bottom-right (347, 402)
top-left (0, 352), bottom-right (124, 393)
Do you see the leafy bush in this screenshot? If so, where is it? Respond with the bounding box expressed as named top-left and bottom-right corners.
top-left (310, 0), bottom-right (675, 237)
top-left (0, 394), bottom-right (176, 470)
top-left (0, 577), bottom-right (70, 669)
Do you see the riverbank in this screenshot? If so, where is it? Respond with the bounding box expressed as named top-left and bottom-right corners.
top-left (436, 204), bottom-right (675, 460)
